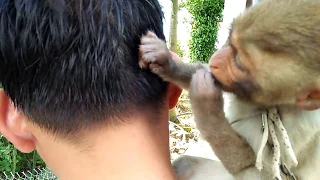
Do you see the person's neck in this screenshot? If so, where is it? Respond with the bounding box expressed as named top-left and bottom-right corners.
top-left (34, 113), bottom-right (176, 180)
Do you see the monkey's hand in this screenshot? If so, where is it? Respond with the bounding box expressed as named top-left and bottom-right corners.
top-left (189, 69), bottom-right (224, 115)
top-left (189, 69), bottom-right (256, 175)
top-left (139, 31), bottom-right (205, 90)
top-left (139, 31), bottom-right (173, 80)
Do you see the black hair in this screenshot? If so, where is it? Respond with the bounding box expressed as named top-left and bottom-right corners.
top-left (0, 0), bottom-right (168, 136)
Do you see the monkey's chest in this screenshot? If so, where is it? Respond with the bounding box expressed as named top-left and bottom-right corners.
top-left (226, 100), bottom-right (320, 180)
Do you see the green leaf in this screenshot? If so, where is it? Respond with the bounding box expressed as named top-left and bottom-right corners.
top-left (185, 0), bottom-right (224, 63)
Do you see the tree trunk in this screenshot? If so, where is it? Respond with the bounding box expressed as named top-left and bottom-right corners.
top-left (169, 0), bottom-right (179, 122)
top-left (246, 0), bottom-right (252, 8)
top-left (216, 0), bottom-right (247, 49)
top-left (169, 0), bottom-right (179, 52)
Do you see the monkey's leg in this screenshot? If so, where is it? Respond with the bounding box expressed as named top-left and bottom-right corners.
top-left (189, 69), bottom-right (256, 174)
top-left (172, 155), bottom-right (235, 180)
top-left (139, 31), bottom-right (205, 90)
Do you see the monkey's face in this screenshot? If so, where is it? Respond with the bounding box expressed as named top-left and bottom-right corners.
top-left (209, 0), bottom-right (320, 110)
top-left (209, 46), bottom-right (259, 102)
top-left (209, 34), bottom-right (305, 107)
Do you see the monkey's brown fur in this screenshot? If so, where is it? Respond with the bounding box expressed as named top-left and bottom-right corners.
top-left (139, 32), bottom-right (256, 174)
top-left (139, 0), bottom-right (320, 179)
top-left (223, 0), bottom-right (320, 108)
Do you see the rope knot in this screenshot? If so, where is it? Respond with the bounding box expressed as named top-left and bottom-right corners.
top-left (255, 108), bottom-right (298, 180)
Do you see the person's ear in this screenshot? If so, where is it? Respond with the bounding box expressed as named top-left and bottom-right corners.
top-left (296, 89), bottom-right (320, 111)
top-left (0, 90), bottom-right (36, 153)
top-left (167, 51), bottom-right (183, 109)
top-left (168, 83), bottom-right (182, 109)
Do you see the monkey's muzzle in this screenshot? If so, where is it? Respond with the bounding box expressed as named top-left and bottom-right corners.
top-left (212, 73), bottom-right (223, 88)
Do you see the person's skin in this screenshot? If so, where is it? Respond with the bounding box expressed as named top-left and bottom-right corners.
top-left (0, 53), bottom-right (183, 180)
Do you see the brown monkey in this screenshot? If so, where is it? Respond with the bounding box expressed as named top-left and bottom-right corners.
top-left (139, 31), bottom-right (256, 179)
top-left (139, 0), bottom-right (320, 179)
top-left (139, 31), bottom-right (256, 175)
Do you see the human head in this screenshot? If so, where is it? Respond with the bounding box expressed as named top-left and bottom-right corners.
top-left (0, 0), bottom-right (181, 149)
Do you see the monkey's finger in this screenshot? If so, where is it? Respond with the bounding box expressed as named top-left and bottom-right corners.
top-left (141, 35), bottom-right (154, 43)
top-left (139, 48), bottom-right (155, 69)
top-left (201, 71), bottom-right (217, 96)
top-left (139, 46), bottom-right (169, 64)
top-left (194, 69), bottom-right (212, 89)
top-left (191, 69), bottom-right (222, 100)
top-left (140, 53), bottom-right (157, 64)
top-left (138, 56), bottom-right (149, 69)
top-left (139, 49), bottom-right (162, 65)
top-left (145, 31), bottom-right (158, 39)
top-left (140, 36), bottom-right (163, 46)
top-left (140, 36), bottom-right (154, 45)
top-left (189, 75), bottom-right (199, 97)
top-left (190, 69), bottom-right (205, 94)
top-left (139, 44), bottom-right (162, 53)
top-left (203, 71), bottom-right (215, 89)
top-left (205, 72), bottom-right (222, 97)
top-left (149, 63), bottom-right (166, 75)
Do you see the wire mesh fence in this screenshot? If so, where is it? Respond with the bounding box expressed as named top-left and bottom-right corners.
top-left (1, 167), bottom-right (57, 180)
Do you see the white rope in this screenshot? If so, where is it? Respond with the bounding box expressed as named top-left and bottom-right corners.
top-left (269, 109), bottom-right (298, 167)
top-left (256, 112), bottom-right (269, 170)
top-left (255, 108), bottom-right (298, 180)
top-left (268, 115), bottom-right (281, 179)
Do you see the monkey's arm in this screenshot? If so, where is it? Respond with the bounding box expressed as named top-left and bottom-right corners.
top-left (193, 110), bottom-right (256, 174)
top-left (139, 31), bottom-right (256, 174)
top-left (189, 69), bottom-right (256, 174)
top-left (139, 31), bottom-right (205, 90)
top-left (156, 58), bottom-right (205, 90)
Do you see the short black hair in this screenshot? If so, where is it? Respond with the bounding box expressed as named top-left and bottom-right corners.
top-left (0, 0), bottom-right (168, 136)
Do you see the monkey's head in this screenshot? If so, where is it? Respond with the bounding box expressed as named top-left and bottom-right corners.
top-left (210, 0), bottom-right (320, 111)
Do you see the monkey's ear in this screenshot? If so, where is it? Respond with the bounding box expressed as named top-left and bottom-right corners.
top-left (296, 91), bottom-right (320, 111)
top-left (168, 51), bottom-right (183, 109)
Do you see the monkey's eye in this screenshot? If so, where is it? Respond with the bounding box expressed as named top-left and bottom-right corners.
top-left (234, 55), bottom-right (248, 73)
top-left (234, 55), bottom-right (242, 69)
top-left (230, 44), bottom-right (245, 71)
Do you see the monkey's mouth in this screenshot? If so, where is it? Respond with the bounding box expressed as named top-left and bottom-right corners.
top-left (213, 76), bottom-right (256, 102)
top-left (212, 74), bottom-right (231, 91)
top-left (212, 75), bottom-right (246, 96)
top-left (213, 75), bottom-right (223, 88)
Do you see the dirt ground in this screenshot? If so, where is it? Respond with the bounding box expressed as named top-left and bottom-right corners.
top-left (169, 90), bottom-right (218, 161)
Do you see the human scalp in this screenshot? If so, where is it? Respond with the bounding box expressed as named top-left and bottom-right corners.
top-left (0, 0), bottom-right (168, 137)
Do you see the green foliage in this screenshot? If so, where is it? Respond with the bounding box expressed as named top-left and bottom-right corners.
top-left (176, 41), bottom-right (186, 58)
top-left (0, 84), bottom-right (46, 173)
top-left (0, 135), bottom-right (45, 174)
top-left (0, 84), bottom-right (52, 177)
top-left (183, 0), bottom-right (224, 63)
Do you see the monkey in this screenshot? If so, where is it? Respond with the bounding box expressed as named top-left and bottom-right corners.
top-left (139, 30), bottom-right (257, 176)
top-left (139, 0), bottom-right (320, 179)
top-left (139, 31), bottom-right (257, 180)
